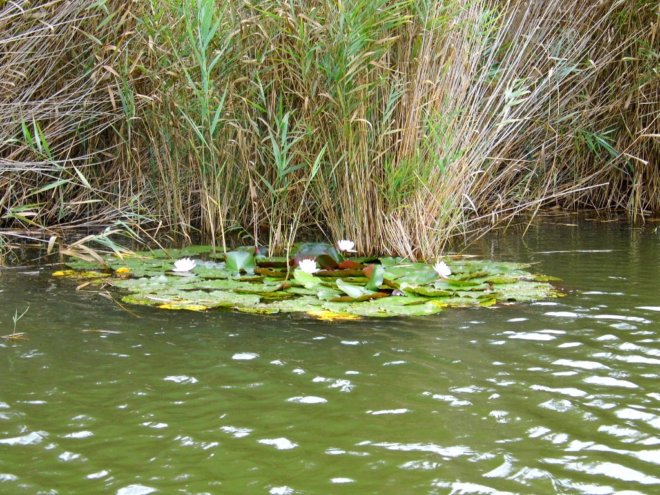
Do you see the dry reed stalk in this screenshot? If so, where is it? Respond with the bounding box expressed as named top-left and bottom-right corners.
top-left (1, 0), bottom-right (657, 258)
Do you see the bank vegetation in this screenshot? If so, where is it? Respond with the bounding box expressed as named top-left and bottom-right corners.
top-left (0, 0), bottom-right (657, 258)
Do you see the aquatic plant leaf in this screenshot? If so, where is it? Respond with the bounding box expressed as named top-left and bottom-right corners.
top-left (336, 278), bottom-right (375, 298)
top-left (191, 264), bottom-right (230, 279)
top-left (324, 296), bottom-right (443, 317)
top-left (378, 257), bottom-right (404, 267)
top-left (529, 274), bottom-right (562, 282)
top-left (316, 255), bottom-right (339, 269)
top-left (338, 260), bottom-right (364, 270)
top-left (105, 257), bottom-right (174, 278)
top-left (57, 245), bottom-right (560, 316)
top-left (384, 263), bottom-right (438, 286)
top-left (225, 251), bottom-right (257, 275)
top-left (293, 242), bottom-right (342, 267)
top-left (293, 269), bottom-right (321, 289)
top-left (494, 281), bottom-right (560, 301)
top-left (252, 296), bottom-right (326, 314)
top-left (364, 264), bottom-right (385, 291)
top-left (236, 306), bottom-right (280, 315)
top-left (479, 297), bottom-right (498, 307)
top-left (483, 275), bottom-right (519, 284)
top-left (307, 310), bottom-right (361, 321)
top-left (255, 267), bottom-right (287, 278)
top-left (258, 291), bottom-right (296, 301)
top-left (256, 257), bottom-right (289, 268)
top-left (147, 245), bottom-right (215, 259)
top-left (186, 278), bottom-right (283, 294)
top-left (444, 278), bottom-right (485, 288)
top-left (404, 285), bottom-right (455, 297)
top-left (316, 287), bottom-right (343, 300)
top-left (159, 303), bottom-right (209, 311)
top-left (65, 260), bottom-right (105, 271)
top-left (122, 289), bottom-right (260, 310)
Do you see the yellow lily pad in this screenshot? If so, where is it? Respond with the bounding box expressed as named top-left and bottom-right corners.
top-left (158, 303), bottom-right (208, 311)
top-left (307, 310), bottom-right (361, 321)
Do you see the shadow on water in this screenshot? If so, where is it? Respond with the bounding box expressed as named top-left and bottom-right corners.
top-left (1, 217), bottom-right (659, 494)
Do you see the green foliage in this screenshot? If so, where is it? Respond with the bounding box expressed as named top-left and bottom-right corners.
top-left (2, 0), bottom-right (657, 254)
top-left (293, 243), bottom-right (342, 268)
top-left (2, 306), bottom-right (30, 341)
top-left (225, 251), bottom-right (257, 276)
top-left (55, 247), bottom-right (561, 318)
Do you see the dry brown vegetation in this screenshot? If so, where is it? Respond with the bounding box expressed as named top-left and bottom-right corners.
top-left (1, 0), bottom-right (658, 258)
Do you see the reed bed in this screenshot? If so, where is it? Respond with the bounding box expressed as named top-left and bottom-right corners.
top-left (1, 0), bottom-right (657, 258)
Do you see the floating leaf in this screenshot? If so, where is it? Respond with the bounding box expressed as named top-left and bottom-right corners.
top-left (336, 278), bottom-right (375, 299)
top-left (317, 268), bottom-right (365, 278)
top-left (403, 285), bottom-right (455, 297)
top-left (293, 242), bottom-right (342, 268)
top-left (255, 267), bottom-right (287, 278)
top-left (307, 310), bottom-right (361, 321)
top-left (338, 260), bottom-right (364, 270)
top-left (483, 275), bottom-right (519, 284)
top-left (529, 274), bottom-right (562, 282)
top-left (293, 269), bottom-right (321, 289)
top-left (378, 257), bottom-right (405, 267)
top-left (55, 245), bottom-right (560, 317)
top-left (256, 257), bottom-right (289, 268)
top-left (324, 296), bottom-right (443, 317)
top-left (364, 264), bottom-right (385, 291)
top-left (53, 269), bottom-right (108, 279)
top-left (384, 263), bottom-right (438, 285)
top-left (225, 251), bottom-right (257, 275)
top-left (147, 245), bottom-right (216, 259)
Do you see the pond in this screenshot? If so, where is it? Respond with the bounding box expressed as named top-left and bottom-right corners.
top-left (1, 217), bottom-right (659, 494)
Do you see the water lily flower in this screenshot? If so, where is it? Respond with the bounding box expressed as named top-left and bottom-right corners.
top-left (298, 258), bottom-right (319, 274)
top-left (433, 260), bottom-right (452, 278)
top-left (337, 239), bottom-right (357, 253)
top-left (173, 257), bottom-right (196, 273)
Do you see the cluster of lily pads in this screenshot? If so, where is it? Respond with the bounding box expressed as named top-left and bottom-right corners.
top-left (54, 240), bottom-right (560, 319)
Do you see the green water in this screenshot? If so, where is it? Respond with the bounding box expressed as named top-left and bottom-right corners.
top-left (1, 219), bottom-right (659, 494)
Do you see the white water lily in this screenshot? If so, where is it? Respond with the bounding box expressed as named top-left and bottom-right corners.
top-left (173, 257), bottom-right (196, 272)
top-left (297, 259), bottom-right (319, 274)
top-left (433, 260), bottom-right (452, 278)
top-left (337, 239), bottom-right (356, 252)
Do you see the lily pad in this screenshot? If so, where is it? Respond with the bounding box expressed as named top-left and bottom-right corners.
top-left (147, 245), bottom-right (216, 259)
top-left (53, 245), bottom-right (561, 317)
top-left (336, 278), bottom-right (375, 299)
top-left (293, 242), bottom-right (342, 268)
top-left (293, 269), bottom-right (322, 289)
top-left (364, 264), bottom-right (385, 291)
top-left (384, 263), bottom-right (438, 286)
top-left (225, 251), bottom-right (257, 275)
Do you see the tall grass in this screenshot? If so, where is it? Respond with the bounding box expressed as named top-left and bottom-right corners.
top-left (1, 0), bottom-right (658, 258)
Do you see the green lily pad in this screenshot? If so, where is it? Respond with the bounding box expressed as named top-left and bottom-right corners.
top-left (293, 269), bottom-right (321, 289)
top-left (54, 245), bottom-right (560, 317)
top-left (529, 274), bottom-right (563, 282)
top-left (226, 251), bottom-right (257, 275)
top-left (192, 264), bottom-right (231, 279)
top-left (364, 264), bottom-right (385, 291)
top-left (324, 295), bottom-right (443, 317)
top-left (122, 289), bottom-right (260, 311)
top-left (404, 285), bottom-right (456, 297)
top-left (384, 263), bottom-right (438, 285)
top-left (293, 242), bottom-right (342, 268)
top-left (147, 245), bottom-right (216, 259)
top-left (494, 281), bottom-right (561, 302)
top-left (336, 278), bottom-right (375, 298)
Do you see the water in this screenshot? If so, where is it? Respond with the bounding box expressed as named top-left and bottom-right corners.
top-left (1, 218), bottom-right (659, 494)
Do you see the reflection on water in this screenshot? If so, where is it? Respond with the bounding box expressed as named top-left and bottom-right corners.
top-left (0, 218), bottom-right (659, 494)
